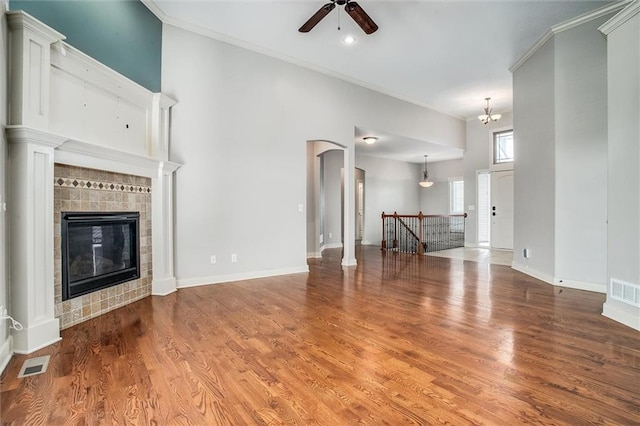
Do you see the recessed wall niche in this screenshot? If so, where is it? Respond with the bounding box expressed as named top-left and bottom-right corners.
top-left (53, 164), bottom-right (152, 329)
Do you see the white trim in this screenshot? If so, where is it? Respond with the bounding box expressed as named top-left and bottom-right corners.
top-left (602, 302), bottom-right (640, 331)
top-left (6, 10), bottom-right (65, 41)
top-left (341, 258), bottom-right (358, 267)
top-left (151, 277), bottom-right (178, 296)
top-left (140, 0), bottom-right (167, 22)
top-left (511, 262), bottom-right (555, 285)
top-left (464, 242), bottom-right (479, 248)
top-left (599, 0), bottom-right (640, 35)
top-left (360, 240), bottom-right (374, 246)
top-left (12, 322), bottom-right (62, 355)
top-left (321, 243), bottom-right (344, 251)
top-left (307, 252), bottom-right (323, 258)
top-left (176, 265), bottom-right (310, 288)
top-left (512, 263), bottom-right (607, 293)
top-left (510, 1), bottom-right (630, 72)
top-left (0, 336), bottom-right (13, 375)
top-left (553, 278), bottom-right (606, 294)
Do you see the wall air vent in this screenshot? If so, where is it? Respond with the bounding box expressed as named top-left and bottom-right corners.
top-left (610, 278), bottom-right (640, 307)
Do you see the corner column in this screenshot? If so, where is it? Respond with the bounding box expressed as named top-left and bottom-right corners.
top-left (7, 127), bottom-right (67, 353)
top-left (150, 94), bottom-right (180, 295)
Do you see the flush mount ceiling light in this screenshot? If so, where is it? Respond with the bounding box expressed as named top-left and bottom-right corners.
top-left (478, 97), bottom-right (502, 125)
top-left (419, 155), bottom-right (433, 188)
top-left (342, 35), bottom-right (356, 45)
top-left (363, 136), bottom-right (377, 144)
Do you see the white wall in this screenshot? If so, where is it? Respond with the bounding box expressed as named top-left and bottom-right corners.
top-left (602, 4), bottom-right (640, 330)
top-left (463, 114), bottom-right (513, 246)
top-left (420, 159), bottom-right (463, 216)
top-left (554, 17), bottom-right (609, 288)
top-left (512, 13), bottom-right (612, 292)
top-left (0, 0), bottom-right (10, 372)
top-left (512, 39), bottom-right (557, 281)
top-left (354, 155), bottom-right (421, 246)
top-left (162, 25), bottom-right (465, 284)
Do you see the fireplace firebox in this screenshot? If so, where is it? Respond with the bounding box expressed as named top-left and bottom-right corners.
top-left (61, 212), bottom-right (140, 300)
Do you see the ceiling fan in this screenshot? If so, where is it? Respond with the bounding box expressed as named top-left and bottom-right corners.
top-left (299, 0), bottom-right (378, 35)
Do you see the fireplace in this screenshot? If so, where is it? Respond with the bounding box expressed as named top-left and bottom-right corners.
top-left (61, 212), bottom-right (140, 300)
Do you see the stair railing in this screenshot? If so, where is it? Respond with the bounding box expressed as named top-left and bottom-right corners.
top-left (381, 212), bottom-right (467, 254)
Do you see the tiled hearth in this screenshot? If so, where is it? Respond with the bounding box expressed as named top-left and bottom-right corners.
top-left (53, 164), bottom-right (152, 329)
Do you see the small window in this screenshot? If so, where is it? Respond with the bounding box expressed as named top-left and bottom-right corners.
top-left (493, 130), bottom-right (514, 164)
top-left (450, 179), bottom-right (464, 214)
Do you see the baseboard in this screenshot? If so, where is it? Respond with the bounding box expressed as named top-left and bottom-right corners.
top-left (511, 262), bottom-right (554, 285)
top-left (321, 243), bottom-right (343, 251)
top-left (176, 265), bottom-right (310, 289)
top-left (152, 276), bottom-right (177, 296)
top-left (602, 302), bottom-right (640, 331)
top-left (361, 240), bottom-right (374, 246)
top-left (553, 277), bottom-right (606, 294)
top-left (0, 335), bottom-right (13, 375)
top-left (307, 252), bottom-right (322, 259)
top-left (12, 318), bottom-right (62, 354)
top-left (512, 263), bottom-right (607, 293)
top-left (464, 242), bottom-right (478, 248)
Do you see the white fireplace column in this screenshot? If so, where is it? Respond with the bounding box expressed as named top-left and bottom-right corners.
top-left (6, 11), bottom-right (66, 353)
top-left (7, 127), bottom-right (66, 353)
top-left (150, 94), bottom-right (180, 295)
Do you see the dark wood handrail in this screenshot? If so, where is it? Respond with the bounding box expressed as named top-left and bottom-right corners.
top-left (382, 212), bottom-right (467, 219)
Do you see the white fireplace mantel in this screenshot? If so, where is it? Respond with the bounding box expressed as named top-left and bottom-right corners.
top-left (6, 11), bottom-right (181, 354)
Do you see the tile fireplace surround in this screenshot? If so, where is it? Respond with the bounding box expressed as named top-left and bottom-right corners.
top-left (53, 165), bottom-right (152, 329)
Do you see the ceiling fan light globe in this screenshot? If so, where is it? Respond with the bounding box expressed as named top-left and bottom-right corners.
top-left (478, 114), bottom-right (488, 121)
top-left (419, 181), bottom-right (434, 188)
top-left (492, 114), bottom-right (502, 121)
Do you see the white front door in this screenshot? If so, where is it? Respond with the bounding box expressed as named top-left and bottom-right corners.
top-left (490, 170), bottom-right (514, 250)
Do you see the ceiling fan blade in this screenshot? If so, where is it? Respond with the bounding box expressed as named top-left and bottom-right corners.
top-left (299, 3), bottom-right (336, 33)
top-left (345, 2), bottom-right (378, 34)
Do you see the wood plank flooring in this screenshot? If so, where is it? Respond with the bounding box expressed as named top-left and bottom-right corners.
top-left (2, 246), bottom-right (639, 425)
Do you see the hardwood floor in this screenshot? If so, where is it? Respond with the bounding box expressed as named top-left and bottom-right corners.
top-left (2, 246), bottom-right (639, 425)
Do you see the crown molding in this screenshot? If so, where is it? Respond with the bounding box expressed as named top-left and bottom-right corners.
top-left (510, 1), bottom-right (631, 73)
top-left (599, 0), bottom-right (640, 35)
top-left (6, 10), bottom-right (65, 42)
top-left (140, 0), bottom-right (168, 22)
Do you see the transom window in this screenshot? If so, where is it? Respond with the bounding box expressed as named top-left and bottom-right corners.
top-left (493, 130), bottom-right (514, 164)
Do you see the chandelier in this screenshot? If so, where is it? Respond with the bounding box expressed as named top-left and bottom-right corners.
top-left (478, 97), bottom-right (501, 125)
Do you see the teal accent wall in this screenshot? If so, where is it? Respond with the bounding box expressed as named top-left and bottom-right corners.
top-left (10, 0), bottom-right (162, 92)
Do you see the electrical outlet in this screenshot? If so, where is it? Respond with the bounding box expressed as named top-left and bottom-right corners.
top-left (210, 255), bottom-right (216, 264)
top-left (231, 253), bottom-right (238, 263)
top-left (329, 232), bottom-right (332, 239)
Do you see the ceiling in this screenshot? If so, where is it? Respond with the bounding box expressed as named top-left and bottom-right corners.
top-left (148, 0), bottom-right (615, 162)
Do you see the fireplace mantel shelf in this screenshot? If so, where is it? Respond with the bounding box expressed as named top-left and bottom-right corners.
top-left (7, 126), bottom-right (181, 179)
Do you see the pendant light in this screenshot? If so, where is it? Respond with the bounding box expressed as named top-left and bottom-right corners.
top-left (419, 155), bottom-right (433, 188)
top-left (478, 97), bottom-right (501, 125)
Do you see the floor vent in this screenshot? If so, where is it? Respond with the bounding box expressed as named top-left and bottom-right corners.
top-left (17, 355), bottom-right (50, 378)
top-left (610, 278), bottom-right (640, 308)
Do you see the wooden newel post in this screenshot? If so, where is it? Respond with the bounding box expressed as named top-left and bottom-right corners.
top-left (381, 212), bottom-right (386, 250)
top-left (418, 211), bottom-right (424, 255)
